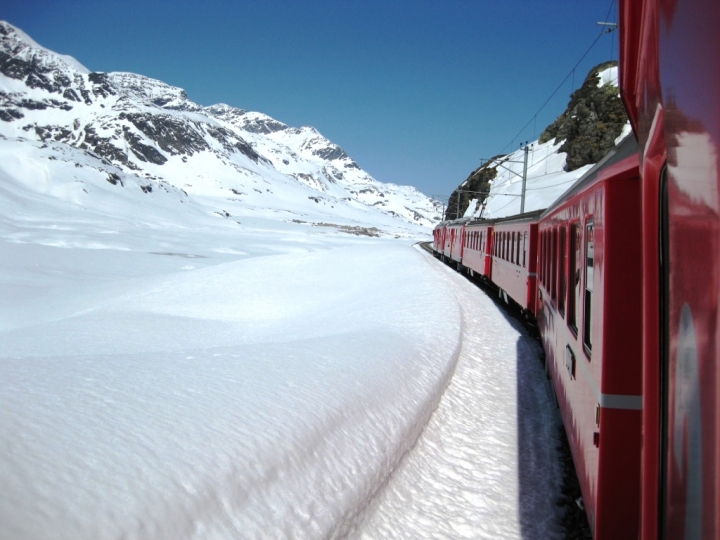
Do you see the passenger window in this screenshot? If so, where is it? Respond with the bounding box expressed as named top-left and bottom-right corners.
top-left (543, 231), bottom-right (550, 291)
top-left (550, 229), bottom-right (557, 300)
top-left (569, 223), bottom-right (580, 333)
top-left (559, 226), bottom-right (566, 316)
top-left (541, 232), bottom-right (546, 286)
top-left (516, 232), bottom-right (521, 266)
top-left (584, 220), bottom-right (594, 353)
top-left (522, 232), bottom-right (527, 267)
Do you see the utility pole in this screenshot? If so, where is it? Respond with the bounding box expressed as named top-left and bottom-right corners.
top-left (520, 143), bottom-right (529, 214)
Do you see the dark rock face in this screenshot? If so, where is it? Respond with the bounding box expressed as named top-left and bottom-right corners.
top-left (241, 117), bottom-right (287, 134)
top-left (312, 145), bottom-right (348, 161)
top-left (119, 112), bottom-right (208, 157)
top-left (446, 157), bottom-right (500, 220)
top-left (539, 61), bottom-right (628, 171)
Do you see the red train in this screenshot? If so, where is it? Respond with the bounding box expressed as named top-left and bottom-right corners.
top-left (432, 1), bottom-right (720, 536)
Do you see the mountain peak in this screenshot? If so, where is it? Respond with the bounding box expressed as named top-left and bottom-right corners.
top-left (0, 22), bottom-right (441, 229)
top-left (0, 20), bottom-right (90, 76)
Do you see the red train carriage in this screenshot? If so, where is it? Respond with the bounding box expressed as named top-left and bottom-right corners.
top-left (620, 0), bottom-right (720, 537)
top-left (442, 219), bottom-right (467, 265)
top-left (433, 221), bottom-right (446, 255)
top-left (461, 219), bottom-right (495, 280)
top-left (537, 135), bottom-right (642, 539)
top-left (491, 211), bottom-right (542, 314)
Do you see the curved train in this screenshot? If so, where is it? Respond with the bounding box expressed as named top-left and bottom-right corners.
top-left (432, 1), bottom-right (720, 537)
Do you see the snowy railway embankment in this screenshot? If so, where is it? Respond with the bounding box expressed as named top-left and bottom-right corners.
top-left (1, 243), bottom-right (464, 539)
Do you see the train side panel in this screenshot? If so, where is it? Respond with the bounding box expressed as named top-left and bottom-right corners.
top-left (462, 223), bottom-right (494, 279)
top-left (620, 0), bottom-right (720, 536)
top-left (491, 217), bottom-right (539, 313)
top-left (537, 149), bottom-right (642, 539)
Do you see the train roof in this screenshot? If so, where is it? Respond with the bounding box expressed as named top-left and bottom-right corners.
top-left (540, 133), bottom-right (639, 218)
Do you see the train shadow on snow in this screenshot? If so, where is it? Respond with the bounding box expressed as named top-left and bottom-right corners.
top-left (422, 243), bottom-right (589, 539)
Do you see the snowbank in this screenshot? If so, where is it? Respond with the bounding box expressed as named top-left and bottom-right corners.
top-left (0, 243), bottom-right (462, 539)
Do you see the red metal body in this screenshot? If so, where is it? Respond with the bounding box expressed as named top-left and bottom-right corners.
top-left (491, 212), bottom-right (541, 314)
top-left (444, 221), bottom-right (466, 263)
top-left (461, 220), bottom-right (495, 279)
top-left (537, 136), bottom-right (642, 538)
top-left (433, 222), bottom-right (446, 254)
top-left (620, 0), bottom-right (720, 537)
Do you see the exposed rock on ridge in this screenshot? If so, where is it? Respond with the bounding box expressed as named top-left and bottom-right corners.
top-left (0, 20), bottom-right (442, 228)
top-left (539, 60), bottom-right (627, 171)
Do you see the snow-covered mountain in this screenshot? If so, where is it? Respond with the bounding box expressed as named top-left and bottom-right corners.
top-left (0, 21), bottom-right (441, 234)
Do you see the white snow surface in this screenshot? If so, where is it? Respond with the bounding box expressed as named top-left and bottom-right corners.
top-left (0, 125), bottom-right (566, 539)
top-left (0, 20), bottom-right (566, 539)
top-left (0, 155), bottom-right (565, 538)
top-left (475, 138), bottom-right (593, 219)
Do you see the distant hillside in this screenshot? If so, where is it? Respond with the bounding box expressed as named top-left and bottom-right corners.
top-left (446, 61), bottom-right (629, 221)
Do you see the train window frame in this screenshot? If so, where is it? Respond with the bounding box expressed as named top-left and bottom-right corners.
top-left (559, 225), bottom-right (567, 316)
top-left (511, 232), bottom-right (516, 264)
top-left (541, 231), bottom-right (545, 286)
top-left (523, 232), bottom-right (527, 268)
top-left (583, 218), bottom-right (594, 357)
top-left (550, 227), bottom-right (558, 305)
top-left (568, 221), bottom-right (581, 336)
top-left (546, 230), bottom-right (551, 290)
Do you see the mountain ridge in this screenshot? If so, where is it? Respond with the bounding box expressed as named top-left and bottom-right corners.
top-left (0, 21), bottom-right (441, 231)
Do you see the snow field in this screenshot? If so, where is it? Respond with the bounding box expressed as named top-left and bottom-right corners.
top-left (0, 242), bottom-right (464, 539)
top-left (360, 250), bottom-right (564, 539)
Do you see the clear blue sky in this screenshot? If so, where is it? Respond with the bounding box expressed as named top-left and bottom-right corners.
top-left (2, 0), bottom-right (618, 198)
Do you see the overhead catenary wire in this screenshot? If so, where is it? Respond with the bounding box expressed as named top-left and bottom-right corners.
top-left (498, 0), bottom-right (618, 156)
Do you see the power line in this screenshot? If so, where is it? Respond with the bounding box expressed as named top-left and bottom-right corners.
top-left (497, 7), bottom-right (617, 156)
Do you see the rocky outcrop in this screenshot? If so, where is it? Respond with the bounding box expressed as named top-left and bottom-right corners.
top-left (446, 157), bottom-right (500, 220)
top-left (446, 61), bottom-right (629, 220)
top-left (539, 60), bottom-right (627, 171)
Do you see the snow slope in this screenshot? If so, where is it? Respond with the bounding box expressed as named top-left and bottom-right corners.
top-left (0, 19), bottom-right (568, 540)
top-left (361, 259), bottom-right (564, 539)
top-left (1, 240), bottom-right (463, 539)
top-left (466, 65), bottom-right (632, 219)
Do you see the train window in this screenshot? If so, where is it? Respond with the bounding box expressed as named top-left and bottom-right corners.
top-left (550, 229), bottom-right (558, 300)
top-left (510, 232), bottom-right (515, 264)
top-left (540, 233), bottom-right (544, 282)
top-left (584, 220), bottom-right (594, 354)
top-left (516, 232), bottom-right (521, 266)
top-left (559, 226), bottom-right (566, 316)
top-left (568, 223), bottom-right (580, 333)
top-left (545, 231), bottom-right (551, 288)
top-left (523, 232), bottom-right (527, 268)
